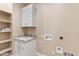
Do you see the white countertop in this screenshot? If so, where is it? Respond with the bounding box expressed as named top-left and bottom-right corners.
top-left (15, 36), bottom-right (34, 41)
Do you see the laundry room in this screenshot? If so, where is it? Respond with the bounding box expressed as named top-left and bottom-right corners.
top-left (0, 3), bottom-right (79, 56)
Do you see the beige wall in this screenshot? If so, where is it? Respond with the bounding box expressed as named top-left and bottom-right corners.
top-left (12, 3), bottom-right (27, 38)
top-left (0, 3), bottom-right (12, 13)
top-left (10, 3), bottom-right (79, 55)
top-left (12, 3), bottom-right (27, 54)
top-left (36, 4), bottom-right (79, 55)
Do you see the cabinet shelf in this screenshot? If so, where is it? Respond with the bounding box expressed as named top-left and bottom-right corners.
top-left (0, 31), bottom-right (11, 33)
top-left (0, 39), bottom-right (11, 44)
top-left (0, 9), bottom-right (12, 56)
top-left (22, 26), bottom-right (36, 28)
top-left (0, 20), bottom-right (11, 23)
top-left (0, 47), bottom-right (11, 54)
top-left (0, 10), bottom-right (11, 15)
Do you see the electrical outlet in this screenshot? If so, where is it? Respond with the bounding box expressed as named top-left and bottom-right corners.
top-left (56, 47), bottom-right (64, 54)
top-left (43, 32), bottom-right (53, 40)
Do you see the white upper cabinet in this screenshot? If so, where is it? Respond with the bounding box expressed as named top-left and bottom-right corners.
top-left (21, 4), bottom-right (36, 27)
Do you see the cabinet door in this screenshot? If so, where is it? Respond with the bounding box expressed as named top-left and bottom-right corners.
top-left (21, 5), bottom-right (33, 27)
top-left (19, 40), bottom-right (36, 56)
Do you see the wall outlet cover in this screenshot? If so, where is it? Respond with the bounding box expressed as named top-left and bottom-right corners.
top-left (56, 47), bottom-right (64, 54)
top-left (43, 32), bottom-right (53, 40)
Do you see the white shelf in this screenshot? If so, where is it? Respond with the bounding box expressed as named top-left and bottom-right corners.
top-left (0, 20), bottom-right (11, 23)
top-left (0, 31), bottom-right (11, 33)
top-left (0, 9), bottom-right (12, 56)
top-left (0, 47), bottom-right (11, 54)
top-left (0, 10), bottom-right (11, 15)
top-left (22, 26), bottom-right (36, 28)
top-left (0, 39), bottom-right (11, 44)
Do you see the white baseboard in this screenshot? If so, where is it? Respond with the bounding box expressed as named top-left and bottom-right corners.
top-left (36, 52), bottom-right (46, 56)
